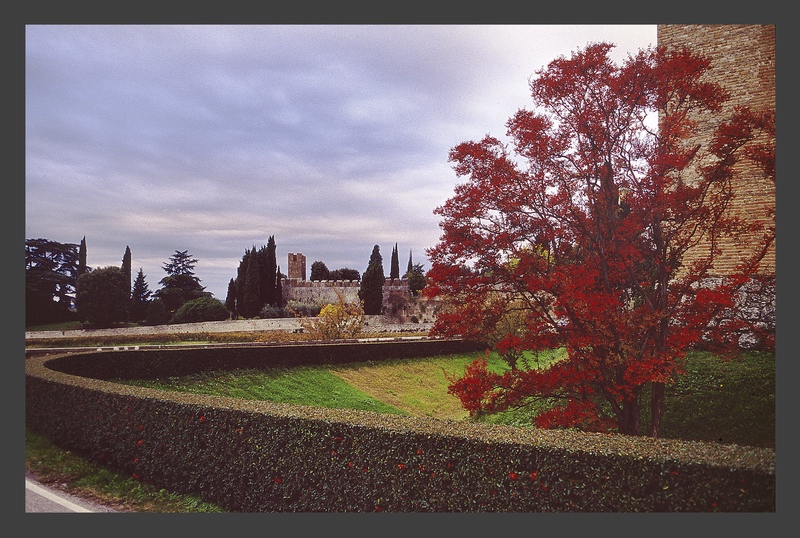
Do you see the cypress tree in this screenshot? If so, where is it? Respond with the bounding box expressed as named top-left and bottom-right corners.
top-left (122, 246), bottom-right (131, 293)
top-left (235, 248), bottom-right (250, 313)
top-left (359, 244), bottom-right (385, 315)
top-left (275, 266), bottom-right (284, 308)
top-left (390, 243), bottom-right (400, 280)
top-left (265, 235), bottom-right (278, 306)
top-left (257, 245), bottom-right (269, 308)
top-left (242, 246), bottom-right (261, 318)
top-left (225, 278), bottom-right (237, 319)
top-left (78, 236), bottom-right (87, 278)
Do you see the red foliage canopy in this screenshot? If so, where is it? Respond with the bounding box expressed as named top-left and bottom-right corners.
top-left (426, 43), bottom-right (775, 437)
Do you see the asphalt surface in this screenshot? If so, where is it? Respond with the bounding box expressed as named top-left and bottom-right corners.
top-left (25, 316), bottom-right (433, 340)
top-left (25, 472), bottom-right (120, 513)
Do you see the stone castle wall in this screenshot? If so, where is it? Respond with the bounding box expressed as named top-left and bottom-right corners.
top-left (282, 278), bottom-right (440, 323)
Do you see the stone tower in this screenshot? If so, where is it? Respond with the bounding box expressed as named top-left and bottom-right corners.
top-left (657, 25), bottom-right (775, 277)
top-left (287, 252), bottom-right (307, 281)
top-left (657, 25), bottom-right (775, 347)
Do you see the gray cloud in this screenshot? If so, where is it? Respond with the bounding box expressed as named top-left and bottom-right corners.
top-left (26, 24), bottom-right (656, 300)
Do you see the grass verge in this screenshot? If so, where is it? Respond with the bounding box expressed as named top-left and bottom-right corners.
top-left (25, 429), bottom-right (223, 513)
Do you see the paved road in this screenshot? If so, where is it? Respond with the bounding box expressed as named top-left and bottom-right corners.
top-left (25, 472), bottom-right (119, 513)
top-left (25, 316), bottom-right (433, 340)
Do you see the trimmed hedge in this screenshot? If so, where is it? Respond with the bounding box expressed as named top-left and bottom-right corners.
top-left (25, 341), bottom-right (775, 512)
top-left (38, 339), bottom-right (486, 380)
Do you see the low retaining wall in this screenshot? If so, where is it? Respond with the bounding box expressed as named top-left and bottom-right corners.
top-left (25, 340), bottom-right (775, 512)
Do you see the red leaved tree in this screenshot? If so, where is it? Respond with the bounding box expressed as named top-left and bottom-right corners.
top-left (425, 43), bottom-right (775, 438)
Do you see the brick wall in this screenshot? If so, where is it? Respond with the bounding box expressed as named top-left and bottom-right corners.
top-left (657, 25), bottom-right (775, 277)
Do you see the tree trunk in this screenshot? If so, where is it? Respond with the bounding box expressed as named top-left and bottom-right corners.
top-left (619, 398), bottom-right (641, 436)
top-left (649, 381), bottom-right (665, 438)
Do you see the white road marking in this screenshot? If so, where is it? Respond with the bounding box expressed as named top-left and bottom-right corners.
top-left (26, 479), bottom-right (93, 513)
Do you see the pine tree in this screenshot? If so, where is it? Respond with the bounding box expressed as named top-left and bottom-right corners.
top-left (390, 243), bottom-right (400, 280)
top-left (129, 268), bottom-right (152, 322)
top-left (25, 238), bottom-right (80, 325)
top-left (359, 245), bottom-right (385, 315)
top-left (155, 250), bottom-right (207, 313)
top-left (407, 250), bottom-right (413, 277)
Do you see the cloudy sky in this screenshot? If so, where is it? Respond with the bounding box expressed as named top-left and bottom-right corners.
top-left (26, 25), bottom-right (656, 301)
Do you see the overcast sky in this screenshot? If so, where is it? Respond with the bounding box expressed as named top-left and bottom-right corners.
top-left (26, 25), bottom-right (656, 301)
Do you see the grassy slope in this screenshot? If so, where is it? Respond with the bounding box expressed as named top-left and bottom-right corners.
top-left (120, 349), bottom-right (774, 448)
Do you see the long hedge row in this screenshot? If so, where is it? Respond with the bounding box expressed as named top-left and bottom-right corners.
top-left (25, 340), bottom-right (775, 512)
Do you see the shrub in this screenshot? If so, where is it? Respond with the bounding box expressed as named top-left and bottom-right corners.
top-left (145, 298), bottom-right (169, 326)
top-left (170, 297), bottom-right (229, 324)
top-left (286, 300), bottom-right (321, 318)
top-left (259, 305), bottom-right (287, 319)
top-left (296, 290), bottom-right (364, 340)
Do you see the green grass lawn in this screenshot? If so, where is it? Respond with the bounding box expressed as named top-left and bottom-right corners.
top-left (656, 351), bottom-right (775, 447)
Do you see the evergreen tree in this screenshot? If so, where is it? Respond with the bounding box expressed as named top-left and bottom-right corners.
top-left (129, 267), bottom-right (152, 322)
top-left (275, 266), bottom-right (284, 308)
top-left (359, 244), bottom-right (385, 315)
top-left (121, 245), bottom-right (132, 321)
top-left (155, 250), bottom-right (208, 313)
top-left (241, 246), bottom-right (262, 318)
top-left (225, 278), bottom-right (237, 319)
top-left (390, 243), bottom-right (400, 280)
top-left (25, 238), bottom-right (80, 325)
top-left (257, 244), bottom-right (269, 308)
top-left (78, 236), bottom-right (87, 278)
top-left (122, 246), bottom-right (132, 297)
top-left (76, 266), bottom-right (129, 328)
top-left (264, 236), bottom-right (278, 307)
top-left (310, 261), bottom-right (330, 281)
top-left (145, 297), bottom-right (169, 326)
top-left (330, 268), bottom-right (360, 281)
top-left (407, 262), bottom-right (427, 296)
top-left (235, 247), bottom-right (251, 313)
top-left (407, 250), bottom-right (413, 276)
